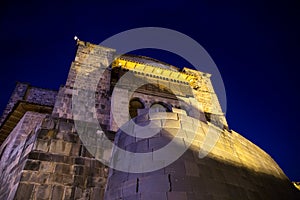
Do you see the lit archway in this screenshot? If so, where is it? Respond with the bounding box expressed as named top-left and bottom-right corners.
top-left (149, 102), bottom-right (172, 113)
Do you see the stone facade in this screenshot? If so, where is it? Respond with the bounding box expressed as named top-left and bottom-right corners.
top-left (0, 112), bottom-right (46, 199)
top-left (0, 39), bottom-right (299, 199)
top-left (105, 112), bottom-right (297, 199)
top-left (0, 83), bottom-right (57, 144)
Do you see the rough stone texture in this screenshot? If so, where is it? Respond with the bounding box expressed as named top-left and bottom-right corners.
top-left (0, 40), bottom-right (299, 200)
top-left (0, 83), bottom-right (57, 127)
top-left (1, 116), bottom-right (108, 200)
top-left (0, 111), bottom-right (46, 200)
top-left (52, 41), bottom-right (115, 130)
top-left (105, 113), bottom-right (300, 200)
top-left (0, 83), bottom-right (28, 126)
top-left (0, 84), bottom-right (56, 144)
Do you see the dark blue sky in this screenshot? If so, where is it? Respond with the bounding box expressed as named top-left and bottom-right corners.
top-left (0, 1), bottom-right (299, 180)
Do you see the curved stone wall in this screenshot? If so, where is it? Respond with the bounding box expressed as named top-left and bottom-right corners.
top-left (105, 112), bottom-right (300, 200)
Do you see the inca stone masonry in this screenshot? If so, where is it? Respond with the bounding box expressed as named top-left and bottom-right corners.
top-left (0, 40), bottom-right (299, 199)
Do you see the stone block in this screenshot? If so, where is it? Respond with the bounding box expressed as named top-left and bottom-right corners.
top-left (123, 194), bottom-right (141, 200)
top-left (220, 168), bottom-right (239, 186)
top-left (165, 161), bottom-right (186, 176)
top-left (118, 135), bottom-right (136, 148)
top-left (35, 139), bottom-right (50, 152)
top-left (52, 154), bottom-right (66, 163)
top-left (74, 187), bottom-right (83, 199)
top-left (167, 192), bottom-right (188, 200)
top-left (178, 113), bottom-right (191, 122)
top-left (70, 143), bottom-right (81, 156)
top-left (62, 174), bottom-right (74, 186)
top-left (211, 168), bottom-right (226, 183)
top-left (49, 140), bottom-right (72, 155)
top-left (149, 112), bottom-right (178, 120)
top-left (205, 180), bottom-right (228, 196)
top-left (41, 117), bottom-right (56, 130)
top-left (55, 163), bottom-right (73, 175)
top-left (64, 156), bottom-right (75, 165)
top-left (170, 175), bottom-right (193, 192)
top-left (135, 139), bottom-right (150, 153)
top-left (59, 120), bottom-right (73, 132)
top-left (51, 185), bottom-right (64, 199)
top-left (86, 176), bottom-right (97, 187)
top-left (14, 183), bottom-right (34, 200)
top-left (63, 187), bottom-right (73, 199)
top-left (172, 108), bottom-right (187, 115)
top-left (134, 124), bottom-right (161, 139)
top-left (63, 132), bottom-right (78, 143)
top-left (24, 160), bottom-right (41, 171)
top-left (74, 175), bottom-right (85, 187)
top-left (140, 192), bottom-right (167, 200)
top-left (90, 187), bottom-right (105, 200)
top-left (20, 171), bottom-right (31, 182)
top-left (38, 129), bottom-right (56, 140)
top-left (29, 172), bottom-right (49, 184)
top-left (139, 175), bottom-right (169, 193)
top-left (125, 142), bottom-right (137, 152)
top-left (74, 157), bottom-right (85, 165)
top-left (74, 165), bottom-right (86, 176)
top-left (184, 161), bottom-right (199, 177)
top-left (49, 173), bottom-right (63, 184)
top-left (105, 185), bottom-right (123, 199)
top-left (35, 184), bottom-right (52, 199)
top-left (149, 136), bottom-right (171, 151)
top-left (180, 121), bottom-right (198, 133)
top-left (122, 179), bottom-right (137, 197)
top-left (162, 119), bottom-right (181, 129)
top-left (152, 138), bottom-right (185, 162)
top-left (40, 161), bottom-right (55, 173)
top-left (28, 152), bottom-right (40, 160)
top-left (37, 152), bottom-right (52, 161)
top-left (161, 128), bottom-right (180, 138)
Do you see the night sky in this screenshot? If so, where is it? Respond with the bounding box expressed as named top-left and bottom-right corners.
top-left (0, 1), bottom-right (299, 181)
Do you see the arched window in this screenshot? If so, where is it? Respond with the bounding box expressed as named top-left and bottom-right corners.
top-left (129, 98), bottom-right (145, 119)
top-left (149, 102), bottom-right (172, 113)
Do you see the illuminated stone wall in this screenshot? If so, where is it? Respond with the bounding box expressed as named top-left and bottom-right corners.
top-left (105, 111), bottom-right (299, 200)
top-left (0, 112), bottom-right (46, 199)
top-left (0, 40), bottom-right (299, 200)
top-left (52, 41), bottom-right (115, 128)
top-left (0, 84), bottom-right (57, 144)
top-left (0, 83), bottom-right (57, 128)
top-left (112, 56), bottom-right (227, 129)
top-left (0, 114), bottom-right (108, 199)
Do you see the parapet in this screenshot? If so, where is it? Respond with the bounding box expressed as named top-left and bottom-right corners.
top-left (0, 83), bottom-right (57, 144)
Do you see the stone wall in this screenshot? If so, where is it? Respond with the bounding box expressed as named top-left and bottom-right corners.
top-left (12, 116), bottom-right (108, 200)
top-left (25, 87), bottom-right (57, 106)
top-left (0, 112), bottom-right (46, 200)
top-left (0, 83), bottom-right (28, 126)
top-left (105, 111), bottom-right (300, 200)
top-left (1, 40), bottom-right (299, 199)
top-left (0, 83), bottom-right (57, 127)
top-left (183, 68), bottom-right (227, 128)
top-left (111, 58), bottom-right (227, 129)
top-left (52, 41), bottom-right (115, 131)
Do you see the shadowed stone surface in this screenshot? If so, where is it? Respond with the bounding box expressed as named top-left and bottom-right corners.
top-left (0, 40), bottom-right (299, 200)
top-left (105, 114), bottom-right (300, 200)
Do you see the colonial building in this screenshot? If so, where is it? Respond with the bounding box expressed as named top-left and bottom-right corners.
top-left (0, 40), bottom-right (299, 199)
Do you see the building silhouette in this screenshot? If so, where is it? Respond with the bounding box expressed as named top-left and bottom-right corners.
top-left (0, 40), bottom-right (299, 199)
